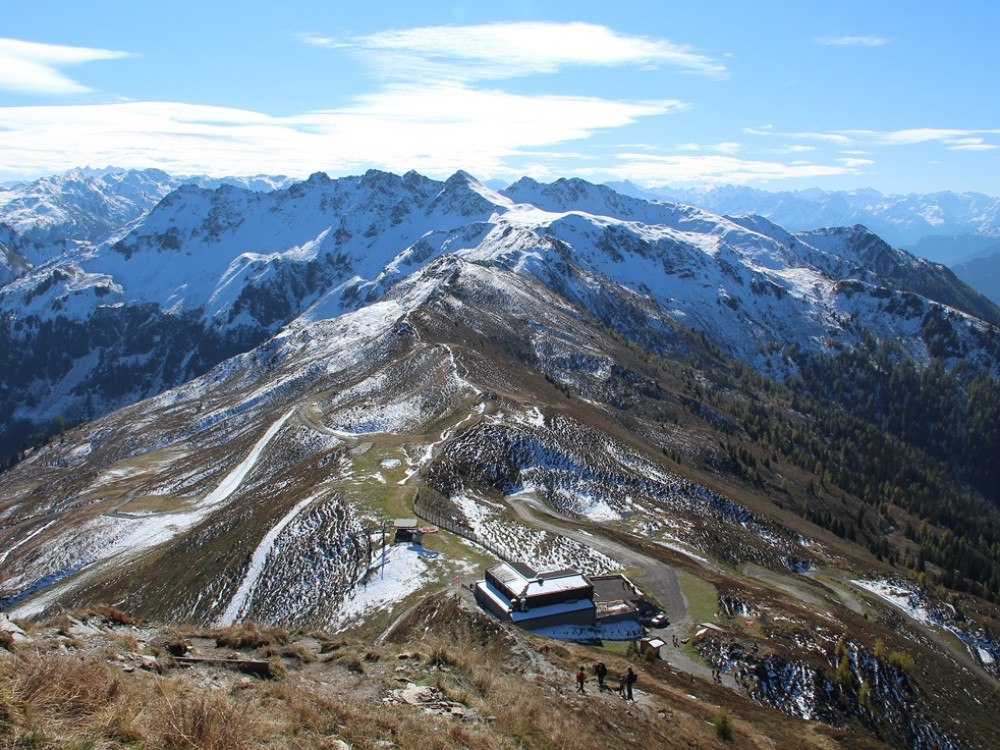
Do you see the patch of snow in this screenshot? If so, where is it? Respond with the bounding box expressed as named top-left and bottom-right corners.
top-left (199, 408), bottom-right (295, 509)
top-left (655, 539), bottom-right (711, 568)
top-left (69, 443), bottom-right (92, 458)
top-left (851, 579), bottom-right (933, 626)
top-left (330, 543), bottom-right (437, 627)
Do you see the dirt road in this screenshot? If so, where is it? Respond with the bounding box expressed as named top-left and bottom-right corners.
top-left (504, 494), bottom-right (714, 681)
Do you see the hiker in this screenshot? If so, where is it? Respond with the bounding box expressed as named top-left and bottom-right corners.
top-left (576, 667), bottom-right (586, 693)
top-left (594, 661), bottom-right (608, 690)
top-left (624, 666), bottom-right (636, 700)
top-left (618, 671), bottom-right (627, 698)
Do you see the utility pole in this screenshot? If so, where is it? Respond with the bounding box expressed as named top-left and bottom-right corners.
top-left (380, 522), bottom-right (387, 578)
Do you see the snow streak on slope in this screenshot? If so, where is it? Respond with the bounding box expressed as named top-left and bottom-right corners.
top-left (198, 408), bottom-right (294, 510)
top-left (1, 407), bottom-right (297, 617)
top-left (218, 490), bottom-right (320, 626)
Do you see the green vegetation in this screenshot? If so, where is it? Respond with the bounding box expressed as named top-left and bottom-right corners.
top-left (665, 328), bottom-right (1000, 602)
top-left (675, 571), bottom-right (718, 625)
top-left (713, 709), bottom-right (735, 742)
top-left (783, 338), bottom-right (1000, 601)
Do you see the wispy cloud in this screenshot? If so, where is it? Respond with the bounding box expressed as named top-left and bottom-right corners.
top-left (837, 157), bottom-right (875, 168)
top-left (818, 35), bottom-right (889, 47)
top-left (743, 127), bottom-right (854, 146)
top-left (675, 142), bottom-right (743, 154)
top-left (588, 153), bottom-right (858, 186)
top-left (304, 22), bottom-right (729, 82)
top-left (0, 37), bottom-right (131, 96)
top-left (0, 89), bottom-right (685, 179)
top-left (748, 126), bottom-right (1000, 150)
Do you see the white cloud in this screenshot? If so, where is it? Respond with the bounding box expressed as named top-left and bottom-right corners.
top-left (0, 88), bottom-right (684, 179)
top-left (818, 36), bottom-right (889, 47)
top-left (947, 143), bottom-right (998, 151)
top-left (842, 128), bottom-right (976, 145)
top-left (308, 22), bottom-right (729, 81)
top-left (0, 37), bottom-right (131, 96)
top-left (749, 126), bottom-right (1000, 150)
top-left (837, 157), bottom-right (875, 167)
top-left (588, 153), bottom-right (857, 186)
top-left (713, 142), bottom-right (743, 155)
top-left (743, 126), bottom-right (854, 146)
top-left (674, 141), bottom-right (742, 154)
top-left (937, 136), bottom-right (998, 151)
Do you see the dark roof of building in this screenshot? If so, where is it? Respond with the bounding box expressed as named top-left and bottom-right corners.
top-left (591, 574), bottom-right (642, 603)
top-left (509, 562), bottom-right (537, 578)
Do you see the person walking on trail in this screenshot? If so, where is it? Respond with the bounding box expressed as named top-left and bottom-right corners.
top-left (624, 666), bottom-right (637, 701)
top-left (617, 671), bottom-right (627, 698)
top-left (594, 661), bottom-right (608, 690)
top-left (576, 667), bottom-right (586, 693)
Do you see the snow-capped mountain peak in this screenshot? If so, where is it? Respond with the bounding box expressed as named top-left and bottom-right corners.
top-left (1, 167), bottom-right (998, 463)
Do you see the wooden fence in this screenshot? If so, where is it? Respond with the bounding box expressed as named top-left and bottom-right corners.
top-left (411, 489), bottom-right (511, 563)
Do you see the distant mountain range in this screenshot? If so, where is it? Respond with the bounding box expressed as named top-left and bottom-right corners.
top-left (2, 168), bottom-right (997, 459)
top-left (606, 181), bottom-right (1000, 261)
top-left (2, 167), bottom-right (1000, 749)
top-left (604, 181), bottom-right (1000, 308)
top-left (0, 168), bottom-right (295, 282)
top-left (952, 251), bottom-right (1000, 306)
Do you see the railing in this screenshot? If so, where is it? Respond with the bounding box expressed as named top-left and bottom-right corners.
top-left (411, 488), bottom-right (511, 563)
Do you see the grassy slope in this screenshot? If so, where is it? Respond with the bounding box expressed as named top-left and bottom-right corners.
top-left (0, 598), bottom-right (895, 750)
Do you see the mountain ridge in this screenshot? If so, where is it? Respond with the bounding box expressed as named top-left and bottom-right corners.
top-left (605, 180), bottom-right (1000, 260)
top-left (2, 168), bottom-right (998, 463)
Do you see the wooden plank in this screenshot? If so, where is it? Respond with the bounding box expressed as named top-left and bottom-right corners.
top-left (174, 656), bottom-right (273, 677)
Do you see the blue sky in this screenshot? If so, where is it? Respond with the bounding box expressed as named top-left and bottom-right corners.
top-left (1, 1), bottom-right (998, 193)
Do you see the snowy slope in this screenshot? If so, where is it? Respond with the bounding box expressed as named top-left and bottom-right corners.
top-left (2, 168), bottom-right (998, 464)
top-left (0, 168), bottom-right (180, 265)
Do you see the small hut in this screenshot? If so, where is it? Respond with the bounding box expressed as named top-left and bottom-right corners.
top-left (392, 518), bottom-right (423, 544)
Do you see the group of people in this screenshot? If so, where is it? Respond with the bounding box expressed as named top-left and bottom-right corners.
top-left (575, 662), bottom-right (637, 700)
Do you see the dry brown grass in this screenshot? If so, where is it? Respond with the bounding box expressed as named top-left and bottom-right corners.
top-left (212, 621), bottom-right (288, 651)
top-left (158, 693), bottom-right (257, 750)
top-left (0, 649), bottom-right (261, 749)
top-left (86, 604), bottom-right (139, 627)
top-left (0, 595), bottom-right (902, 750)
